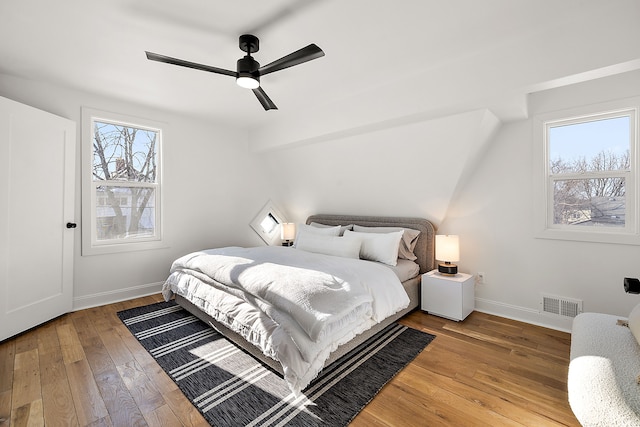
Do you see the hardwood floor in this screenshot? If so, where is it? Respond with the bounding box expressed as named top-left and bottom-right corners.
top-left (0, 295), bottom-right (580, 426)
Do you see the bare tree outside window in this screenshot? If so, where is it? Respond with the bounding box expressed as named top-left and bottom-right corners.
top-left (92, 121), bottom-right (159, 240)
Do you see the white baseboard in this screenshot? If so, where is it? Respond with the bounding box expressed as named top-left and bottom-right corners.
top-left (73, 281), bottom-right (164, 311)
top-left (474, 297), bottom-right (573, 333)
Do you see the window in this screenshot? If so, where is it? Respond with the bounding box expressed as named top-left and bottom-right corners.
top-left (259, 212), bottom-right (280, 234)
top-left (249, 200), bottom-right (288, 245)
top-left (534, 100), bottom-right (639, 244)
top-left (82, 108), bottom-right (164, 255)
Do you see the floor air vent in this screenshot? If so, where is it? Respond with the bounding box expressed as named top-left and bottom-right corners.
top-left (540, 294), bottom-right (583, 318)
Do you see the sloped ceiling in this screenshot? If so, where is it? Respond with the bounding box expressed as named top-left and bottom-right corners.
top-left (258, 109), bottom-right (501, 224)
top-left (1, 0), bottom-right (639, 148)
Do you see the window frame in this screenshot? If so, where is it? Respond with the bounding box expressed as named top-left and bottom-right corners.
top-left (249, 200), bottom-right (288, 245)
top-left (81, 108), bottom-right (165, 256)
top-left (534, 98), bottom-right (640, 245)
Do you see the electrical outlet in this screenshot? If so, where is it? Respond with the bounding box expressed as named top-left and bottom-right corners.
top-left (477, 272), bottom-right (485, 285)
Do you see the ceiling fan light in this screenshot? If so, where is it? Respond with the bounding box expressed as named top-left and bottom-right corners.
top-left (236, 75), bottom-right (260, 89)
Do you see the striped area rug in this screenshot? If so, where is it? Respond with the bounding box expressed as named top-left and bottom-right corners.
top-left (118, 300), bottom-right (434, 426)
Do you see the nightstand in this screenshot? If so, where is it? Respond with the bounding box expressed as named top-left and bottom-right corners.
top-left (421, 269), bottom-right (474, 321)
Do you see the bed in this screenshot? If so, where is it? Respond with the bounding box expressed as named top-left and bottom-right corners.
top-left (162, 214), bottom-right (435, 393)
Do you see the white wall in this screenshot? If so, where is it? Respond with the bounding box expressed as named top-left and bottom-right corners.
top-left (0, 74), bottom-right (275, 309)
top-left (442, 70), bottom-right (640, 331)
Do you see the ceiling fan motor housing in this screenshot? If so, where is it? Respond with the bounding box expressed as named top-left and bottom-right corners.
top-left (237, 55), bottom-right (260, 80)
top-left (237, 34), bottom-right (261, 83)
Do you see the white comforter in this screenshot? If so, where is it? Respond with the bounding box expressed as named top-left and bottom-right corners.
top-left (162, 246), bottom-right (409, 393)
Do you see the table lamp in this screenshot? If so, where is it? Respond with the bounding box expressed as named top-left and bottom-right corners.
top-left (436, 234), bottom-right (459, 275)
top-left (281, 223), bottom-right (296, 246)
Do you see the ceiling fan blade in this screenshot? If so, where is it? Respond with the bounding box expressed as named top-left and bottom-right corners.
top-left (145, 51), bottom-right (236, 77)
top-left (252, 87), bottom-right (278, 110)
top-left (258, 44), bottom-right (324, 76)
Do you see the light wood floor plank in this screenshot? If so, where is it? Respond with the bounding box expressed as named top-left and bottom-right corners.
top-left (145, 404), bottom-right (183, 427)
top-left (137, 357), bottom-right (179, 397)
top-left (0, 339), bottom-right (15, 425)
top-left (0, 295), bottom-right (580, 426)
top-left (39, 347), bottom-right (78, 427)
top-left (13, 330), bottom-right (38, 355)
top-left (462, 366), bottom-right (577, 426)
top-left (117, 359), bottom-right (165, 416)
top-left (65, 359), bottom-right (109, 426)
top-left (56, 323), bottom-right (85, 365)
top-left (0, 391), bottom-right (11, 427)
top-left (161, 389), bottom-right (209, 427)
top-left (74, 312), bottom-right (148, 427)
top-left (41, 379), bottom-right (78, 427)
top-left (0, 340), bottom-right (15, 387)
top-left (35, 322), bottom-right (61, 360)
top-left (86, 415), bottom-right (114, 427)
top-left (401, 364), bottom-right (562, 426)
top-left (92, 365), bottom-right (148, 427)
top-left (100, 328), bottom-right (135, 367)
top-left (12, 349), bottom-right (42, 411)
top-left (509, 347), bottom-right (569, 379)
top-left (10, 398), bottom-right (43, 427)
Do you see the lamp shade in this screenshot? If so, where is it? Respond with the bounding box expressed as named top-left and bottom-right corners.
top-left (435, 235), bottom-right (459, 262)
top-left (280, 223), bottom-right (296, 241)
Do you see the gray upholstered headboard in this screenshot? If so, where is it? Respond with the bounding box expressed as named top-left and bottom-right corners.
top-left (306, 214), bottom-right (436, 274)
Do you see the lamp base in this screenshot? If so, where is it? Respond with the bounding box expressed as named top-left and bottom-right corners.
top-left (438, 262), bottom-right (458, 275)
top-left (282, 241), bottom-right (293, 247)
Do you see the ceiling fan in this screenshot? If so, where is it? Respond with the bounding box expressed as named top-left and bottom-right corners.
top-left (145, 34), bottom-right (325, 111)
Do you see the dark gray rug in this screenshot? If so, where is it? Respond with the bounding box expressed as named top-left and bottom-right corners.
top-left (118, 300), bottom-right (434, 426)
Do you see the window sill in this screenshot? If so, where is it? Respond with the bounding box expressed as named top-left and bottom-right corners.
top-left (535, 228), bottom-right (640, 246)
top-left (82, 240), bottom-right (168, 256)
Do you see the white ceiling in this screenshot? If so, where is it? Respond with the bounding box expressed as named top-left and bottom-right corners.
top-left (1, 0), bottom-right (640, 135)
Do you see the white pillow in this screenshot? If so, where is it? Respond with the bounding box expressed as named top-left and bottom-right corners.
top-left (297, 223), bottom-right (341, 236)
top-left (352, 225), bottom-right (420, 261)
top-left (628, 303), bottom-right (640, 345)
top-left (295, 233), bottom-right (361, 259)
top-left (310, 222), bottom-right (353, 236)
top-left (343, 230), bottom-right (404, 266)
top-left (294, 223), bottom-right (341, 247)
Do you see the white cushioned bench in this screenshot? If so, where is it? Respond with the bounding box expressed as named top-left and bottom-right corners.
top-left (569, 311), bottom-right (640, 426)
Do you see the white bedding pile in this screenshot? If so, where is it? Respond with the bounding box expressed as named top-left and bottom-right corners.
top-left (162, 245), bottom-right (409, 393)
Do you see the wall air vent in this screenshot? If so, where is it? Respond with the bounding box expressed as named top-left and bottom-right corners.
top-left (540, 294), bottom-right (583, 318)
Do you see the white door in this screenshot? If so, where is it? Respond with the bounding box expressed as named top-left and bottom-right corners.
top-left (0, 96), bottom-right (75, 341)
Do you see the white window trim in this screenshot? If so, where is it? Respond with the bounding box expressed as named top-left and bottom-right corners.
top-left (81, 107), bottom-right (165, 255)
top-left (533, 97), bottom-right (640, 245)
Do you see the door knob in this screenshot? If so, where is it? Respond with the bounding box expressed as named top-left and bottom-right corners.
top-left (66, 222), bottom-right (77, 229)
